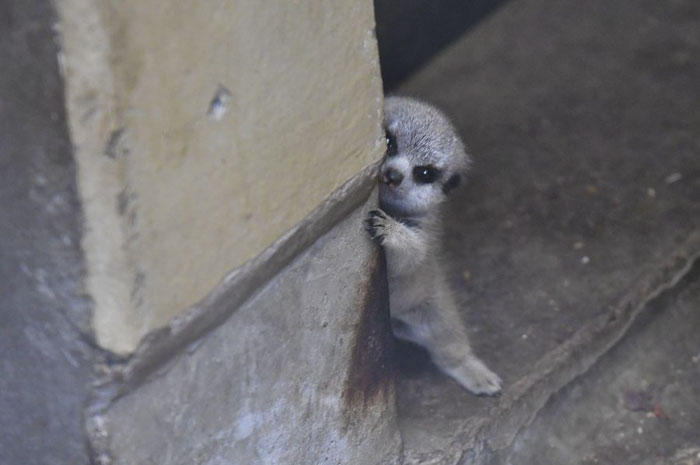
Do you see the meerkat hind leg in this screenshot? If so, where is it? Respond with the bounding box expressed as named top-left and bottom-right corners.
top-left (391, 317), bottom-right (431, 348)
top-left (396, 302), bottom-right (502, 395)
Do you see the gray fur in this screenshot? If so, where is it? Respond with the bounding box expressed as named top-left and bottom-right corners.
top-left (365, 96), bottom-right (501, 395)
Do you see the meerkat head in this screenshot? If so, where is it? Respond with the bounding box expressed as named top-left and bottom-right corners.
top-left (379, 96), bottom-right (470, 219)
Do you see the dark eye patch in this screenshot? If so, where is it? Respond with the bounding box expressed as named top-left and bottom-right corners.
top-left (413, 165), bottom-right (439, 184)
top-left (385, 129), bottom-right (398, 157)
top-left (442, 173), bottom-right (461, 194)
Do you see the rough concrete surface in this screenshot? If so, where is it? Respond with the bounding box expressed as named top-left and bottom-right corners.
top-left (96, 197), bottom-right (402, 465)
top-left (54, 0), bottom-right (385, 353)
top-left (391, 0), bottom-right (700, 462)
top-left (493, 266), bottom-right (700, 465)
top-left (0, 1), bottom-right (96, 464)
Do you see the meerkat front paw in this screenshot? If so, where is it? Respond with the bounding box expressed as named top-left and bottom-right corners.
top-left (444, 356), bottom-right (502, 396)
top-left (364, 209), bottom-right (390, 245)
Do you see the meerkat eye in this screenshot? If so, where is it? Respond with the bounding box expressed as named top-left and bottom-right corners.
top-left (385, 129), bottom-right (398, 157)
top-left (413, 165), bottom-right (439, 184)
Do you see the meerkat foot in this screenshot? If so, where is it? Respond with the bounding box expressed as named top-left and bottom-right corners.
top-left (442, 356), bottom-right (502, 396)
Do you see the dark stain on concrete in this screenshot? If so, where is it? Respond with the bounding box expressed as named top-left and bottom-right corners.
top-left (130, 270), bottom-right (145, 306)
top-left (117, 189), bottom-right (128, 216)
top-left (104, 127), bottom-right (129, 159)
top-left (342, 250), bottom-right (395, 416)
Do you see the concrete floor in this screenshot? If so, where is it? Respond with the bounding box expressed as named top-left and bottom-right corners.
top-left (494, 267), bottom-right (700, 465)
top-left (390, 0), bottom-right (700, 462)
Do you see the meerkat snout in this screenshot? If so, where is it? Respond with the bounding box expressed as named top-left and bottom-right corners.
top-left (381, 167), bottom-right (404, 187)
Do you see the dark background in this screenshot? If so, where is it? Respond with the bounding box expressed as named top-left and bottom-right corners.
top-left (374, 0), bottom-right (509, 90)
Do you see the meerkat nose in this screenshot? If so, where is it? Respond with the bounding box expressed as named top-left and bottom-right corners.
top-left (381, 167), bottom-right (404, 187)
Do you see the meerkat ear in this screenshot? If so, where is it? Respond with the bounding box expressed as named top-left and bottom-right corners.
top-left (442, 173), bottom-right (461, 194)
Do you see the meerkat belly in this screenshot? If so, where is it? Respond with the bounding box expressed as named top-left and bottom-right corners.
top-left (387, 263), bottom-right (439, 316)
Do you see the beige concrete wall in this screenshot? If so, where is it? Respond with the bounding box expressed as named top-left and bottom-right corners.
top-left (55, 0), bottom-right (384, 353)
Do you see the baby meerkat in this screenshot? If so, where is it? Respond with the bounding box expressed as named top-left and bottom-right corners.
top-left (365, 96), bottom-right (502, 395)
